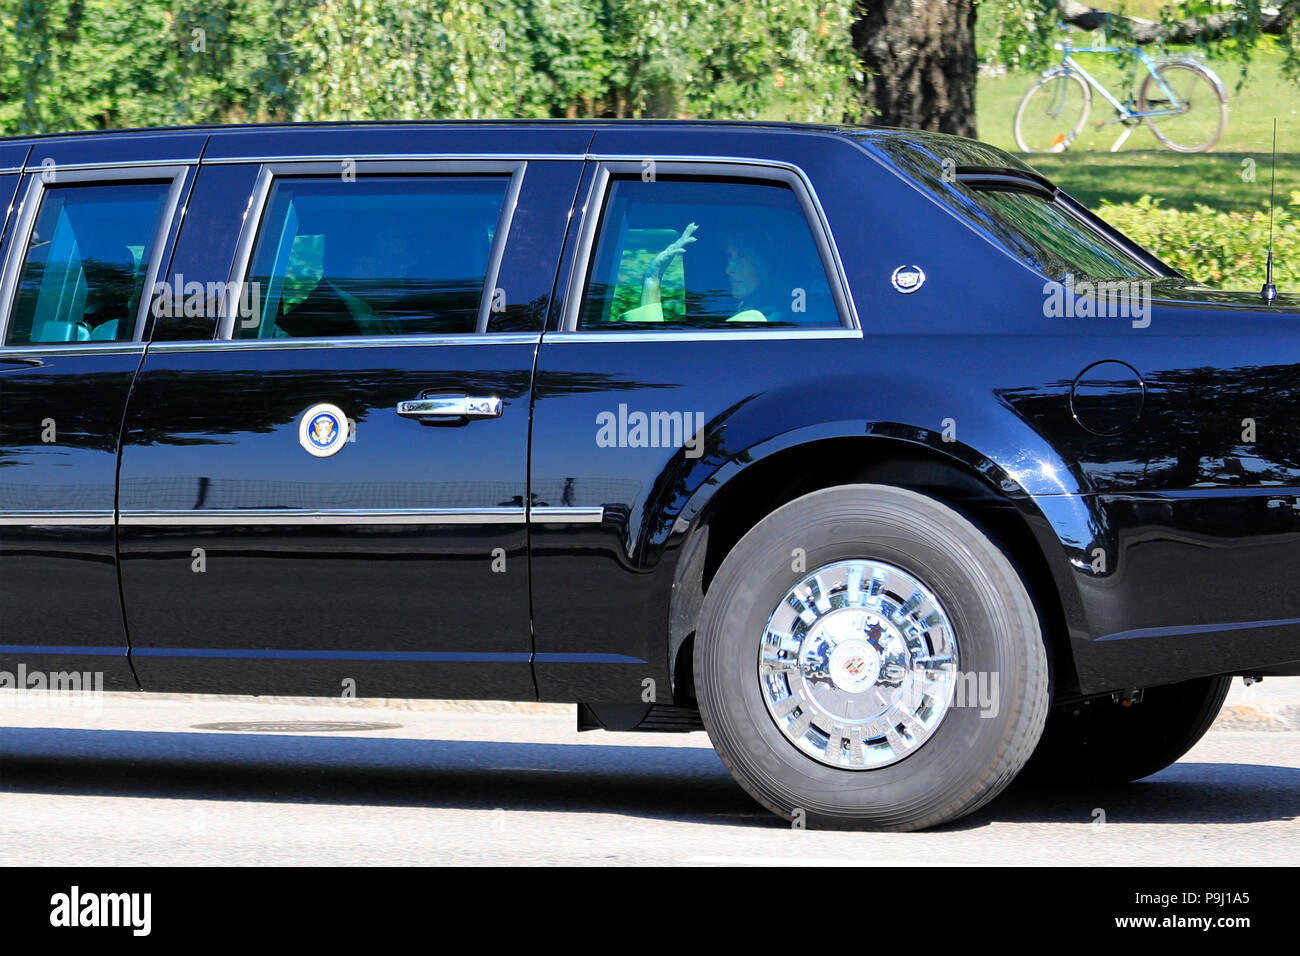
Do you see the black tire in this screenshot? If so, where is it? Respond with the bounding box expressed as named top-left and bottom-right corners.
top-left (694, 484), bottom-right (1050, 831)
top-left (1023, 676), bottom-right (1232, 785)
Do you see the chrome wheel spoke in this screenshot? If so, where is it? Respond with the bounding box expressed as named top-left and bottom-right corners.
top-left (758, 559), bottom-right (959, 770)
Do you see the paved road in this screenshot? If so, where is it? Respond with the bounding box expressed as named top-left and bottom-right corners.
top-left (0, 693), bottom-right (1296, 865)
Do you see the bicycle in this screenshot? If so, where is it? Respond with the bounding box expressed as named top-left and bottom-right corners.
top-left (1013, 25), bottom-right (1227, 153)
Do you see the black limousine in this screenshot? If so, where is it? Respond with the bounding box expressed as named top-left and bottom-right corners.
top-left (0, 120), bottom-right (1296, 830)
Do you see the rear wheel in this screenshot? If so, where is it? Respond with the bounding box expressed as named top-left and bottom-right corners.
top-left (1014, 68), bottom-right (1091, 152)
top-left (694, 484), bottom-right (1050, 831)
top-left (1139, 61), bottom-right (1227, 153)
top-left (1024, 676), bottom-right (1232, 784)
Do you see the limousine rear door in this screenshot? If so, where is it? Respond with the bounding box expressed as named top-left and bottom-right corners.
top-left (118, 149), bottom-right (585, 700)
top-left (0, 135), bottom-right (201, 689)
top-left (528, 136), bottom-right (864, 705)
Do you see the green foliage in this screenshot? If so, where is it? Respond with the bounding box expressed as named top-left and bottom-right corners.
top-left (0, 0), bottom-right (863, 135)
top-left (287, 0), bottom-right (861, 122)
top-left (1096, 192), bottom-right (1300, 288)
top-left (978, 0), bottom-right (1059, 72)
top-left (0, 0), bottom-right (293, 134)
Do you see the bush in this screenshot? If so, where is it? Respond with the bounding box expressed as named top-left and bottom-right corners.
top-left (1095, 193), bottom-right (1300, 290)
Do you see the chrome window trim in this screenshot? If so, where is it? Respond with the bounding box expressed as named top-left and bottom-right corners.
top-left (19, 158), bottom-right (202, 173)
top-left (0, 342), bottom-right (146, 357)
top-left (559, 158), bottom-right (861, 334)
top-left (0, 165), bottom-right (190, 347)
top-left (146, 332), bottom-right (541, 353)
top-left (214, 159), bottom-right (527, 340)
top-left (202, 153), bottom-right (585, 165)
top-left (543, 328), bottom-right (863, 344)
top-left (0, 512), bottom-right (115, 526)
top-left (0, 155), bottom-right (29, 248)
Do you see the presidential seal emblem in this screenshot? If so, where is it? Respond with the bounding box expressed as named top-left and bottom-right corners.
top-left (298, 403), bottom-right (349, 458)
top-left (890, 264), bottom-right (926, 294)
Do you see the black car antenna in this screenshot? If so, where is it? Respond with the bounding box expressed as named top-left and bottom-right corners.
top-left (1261, 118), bottom-right (1278, 303)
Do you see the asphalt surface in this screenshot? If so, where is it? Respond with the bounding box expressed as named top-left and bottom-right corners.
top-left (0, 683), bottom-right (1296, 865)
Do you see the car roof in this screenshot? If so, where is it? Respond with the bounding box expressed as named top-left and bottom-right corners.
top-left (0, 118), bottom-right (977, 150)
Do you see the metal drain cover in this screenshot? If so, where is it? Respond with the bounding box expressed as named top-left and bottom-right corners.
top-left (193, 720), bottom-right (402, 733)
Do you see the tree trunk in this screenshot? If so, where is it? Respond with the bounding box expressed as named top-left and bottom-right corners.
top-left (853, 0), bottom-right (978, 137)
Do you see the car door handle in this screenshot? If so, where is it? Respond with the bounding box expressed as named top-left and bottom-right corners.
top-left (396, 395), bottom-right (503, 419)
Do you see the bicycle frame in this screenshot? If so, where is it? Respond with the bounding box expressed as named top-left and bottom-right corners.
top-left (1049, 40), bottom-right (1185, 150)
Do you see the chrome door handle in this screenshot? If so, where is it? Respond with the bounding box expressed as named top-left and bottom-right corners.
top-left (397, 395), bottom-right (503, 419)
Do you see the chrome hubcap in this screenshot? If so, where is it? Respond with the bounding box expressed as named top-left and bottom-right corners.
top-left (758, 559), bottom-right (960, 770)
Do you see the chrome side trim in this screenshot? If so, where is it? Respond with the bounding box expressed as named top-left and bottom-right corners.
top-left (530, 506), bottom-right (605, 524)
top-left (0, 512), bottom-right (115, 526)
top-left (119, 508), bottom-right (528, 526)
top-left (558, 158), bottom-right (861, 334)
top-left (146, 333), bottom-right (541, 352)
top-left (543, 329), bottom-right (863, 344)
top-left (4, 506), bottom-right (606, 526)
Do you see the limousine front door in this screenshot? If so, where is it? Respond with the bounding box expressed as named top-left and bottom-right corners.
top-left (117, 158), bottom-right (583, 700)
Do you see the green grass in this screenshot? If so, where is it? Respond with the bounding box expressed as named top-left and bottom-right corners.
top-left (976, 38), bottom-right (1300, 214)
top-left (1016, 151), bottom-right (1299, 215)
top-left (978, 45), bottom-right (1297, 154)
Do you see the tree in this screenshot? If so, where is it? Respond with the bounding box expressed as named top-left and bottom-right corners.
top-left (287, 1), bottom-right (863, 124)
top-left (852, 0), bottom-right (977, 136)
top-left (0, 0), bottom-right (293, 135)
top-left (0, 1), bottom-right (866, 134)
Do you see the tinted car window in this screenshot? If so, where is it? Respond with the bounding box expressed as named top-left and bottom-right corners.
top-left (6, 181), bottom-right (169, 345)
top-left (967, 187), bottom-right (1160, 281)
top-left (580, 178), bottom-right (840, 330)
top-left (236, 175), bottom-right (508, 339)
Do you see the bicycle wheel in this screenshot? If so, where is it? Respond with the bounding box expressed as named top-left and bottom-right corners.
top-left (1014, 68), bottom-right (1091, 152)
top-left (1139, 60), bottom-right (1226, 152)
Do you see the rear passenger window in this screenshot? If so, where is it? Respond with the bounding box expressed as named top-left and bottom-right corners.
top-left (5, 181), bottom-right (169, 345)
top-left (237, 176), bottom-right (508, 338)
top-left (580, 178), bottom-right (842, 330)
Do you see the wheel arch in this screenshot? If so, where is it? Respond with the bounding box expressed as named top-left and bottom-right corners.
top-left (666, 428), bottom-right (1088, 703)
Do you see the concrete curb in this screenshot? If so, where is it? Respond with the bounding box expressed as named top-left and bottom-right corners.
top-left (97, 688), bottom-right (1300, 730)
